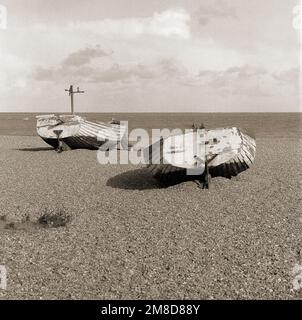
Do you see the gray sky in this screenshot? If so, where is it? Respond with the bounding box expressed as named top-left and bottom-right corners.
top-left (0, 0), bottom-right (300, 112)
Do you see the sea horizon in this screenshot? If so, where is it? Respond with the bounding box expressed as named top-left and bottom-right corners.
top-left (0, 112), bottom-right (300, 138)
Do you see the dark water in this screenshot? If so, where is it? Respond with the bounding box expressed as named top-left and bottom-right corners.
top-left (0, 113), bottom-right (301, 138)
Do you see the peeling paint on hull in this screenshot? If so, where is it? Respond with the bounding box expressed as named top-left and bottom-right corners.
top-left (145, 127), bottom-right (256, 183)
top-left (37, 114), bottom-right (125, 150)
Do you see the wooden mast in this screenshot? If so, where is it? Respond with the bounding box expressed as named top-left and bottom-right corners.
top-left (65, 85), bottom-right (85, 114)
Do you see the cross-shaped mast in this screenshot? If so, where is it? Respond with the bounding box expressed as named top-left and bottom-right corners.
top-left (65, 85), bottom-right (85, 114)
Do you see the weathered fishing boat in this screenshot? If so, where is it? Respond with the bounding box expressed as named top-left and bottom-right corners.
top-left (36, 114), bottom-right (126, 151)
top-left (36, 85), bottom-right (126, 151)
top-left (144, 126), bottom-right (256, 188)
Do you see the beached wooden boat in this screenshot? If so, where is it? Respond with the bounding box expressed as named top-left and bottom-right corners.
top-left (36, 114), bottom-right (126, 151)
top-left (144, 126), bottom-right (256, 188)
top-left (36, 85), bottom-right (126, 151)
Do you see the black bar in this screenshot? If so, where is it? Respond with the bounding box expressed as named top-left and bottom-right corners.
top-left (0, 300), bottom-right (299, 319)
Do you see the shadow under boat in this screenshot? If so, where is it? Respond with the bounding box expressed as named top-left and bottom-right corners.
top-left (16, 147), bottom-right (54, 152)
top-left (106, 167), bottom-right (232, 190)
top-left (106, 168), bottom-right (164, 190)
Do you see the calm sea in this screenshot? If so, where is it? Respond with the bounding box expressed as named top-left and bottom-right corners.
top-left (0, 113), bottom-right (300, 138)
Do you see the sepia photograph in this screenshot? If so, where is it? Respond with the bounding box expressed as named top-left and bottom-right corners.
top-left (0, 0), bottom-right (301, 307)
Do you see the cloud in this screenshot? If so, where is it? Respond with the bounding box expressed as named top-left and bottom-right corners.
top-left (197, 0), bottom-right (237, 25)
top-left (179, 65), bottom-right (298, 98)
top-left (33, 45), bottom-right (111, 81)
top-left (89, 63), bottom-right (158, 83)
top-left (33, 45), bottom-right (299, 102)
top-left (34, 60), bottom-right (184, 84)
top-left (0, 53), bottom-right (31, 91)
top-left (196, 65), bottom-right (267, 87)
top-left (62, 46), bottom-right (111, 67)
top-left (33, 44), bottom-right (188, 84)
top-left (69, 9), bottom-right (191, 39)
top-left (91, 60), bottom-right (187, 83)
top-left (272, 67), bottom-right (299, 84)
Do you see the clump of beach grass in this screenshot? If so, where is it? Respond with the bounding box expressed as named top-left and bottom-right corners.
top-left (38, 206), bottom-right (71, 228)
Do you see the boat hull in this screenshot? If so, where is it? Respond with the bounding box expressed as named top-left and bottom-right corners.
top-left (41, 137), bottom-right (59, 149)
top-left (144, 127), bottom-right (256, 184)
top-left (36, 115), bottom-right (126, 150)
top-left (40, 136), bottom-right (107, 150)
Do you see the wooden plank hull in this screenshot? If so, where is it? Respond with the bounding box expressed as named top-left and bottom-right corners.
top-left (144, 127), bottom-right (256, 183)
top-left (37, 115), bottom-right (126, 150)
top-left (40, 136), bottom-right (105, 150)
